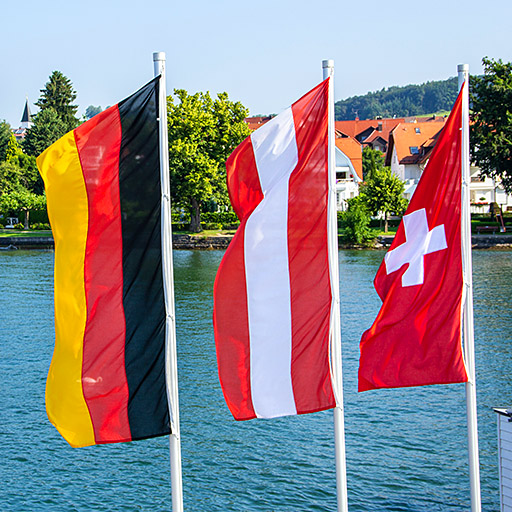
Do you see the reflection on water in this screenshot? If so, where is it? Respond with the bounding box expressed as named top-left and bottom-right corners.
top-left (0, 249), bottom-right (510, 511)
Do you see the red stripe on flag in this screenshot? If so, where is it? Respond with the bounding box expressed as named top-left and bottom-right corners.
top-left (226, 132), bottom-right (265, 221)
top-left (75, 105), bottom-right (132, 442)
top-left (288, 81), bottom-right (335, 413)
top-left (213, 141), bottom-right (263, 420)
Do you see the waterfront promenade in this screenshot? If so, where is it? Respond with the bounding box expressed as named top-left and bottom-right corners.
top-left (1, 233), bottom-right (511, 250)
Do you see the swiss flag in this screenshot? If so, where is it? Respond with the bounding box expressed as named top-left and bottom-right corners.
top-left (213, 80), bottom-right (336, 420)
top-left (358, 83), bottom-right (469, 391)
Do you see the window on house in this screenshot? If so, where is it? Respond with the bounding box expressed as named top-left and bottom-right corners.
top-left (410, 146), bottom-right (419, 154)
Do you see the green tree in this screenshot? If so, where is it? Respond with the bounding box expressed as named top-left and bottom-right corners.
top-left (362, 146), bottom-right (386, 180)
top-left (0, 120), bottom-right (11, 161)
top-left (23, 108), bottom-right (67, 157)
top-left (339, 196), bottom-right (374, 246)
top-left (0, 188), bottom-right (46, 229)
top-left (85, 105), bottom-right (102, 119)
top-left (470, 57), bottom-right (512, 194)
top-left (35, 71), bottom-right (79, 131)
top-left (167, 89), bottom-right (250, 232)
top-left (14, 153), bottom-right (42, 194)
top-left (359, 165), bottom-right (408, 232)
top-left (0, 157), bottom-right (40, 195)
top-left (0, 159), bottom-right (46, 228)
top-left (0, 160), bottom-right (22, 194)
top-left (5, 133), bottom-right (20, 162)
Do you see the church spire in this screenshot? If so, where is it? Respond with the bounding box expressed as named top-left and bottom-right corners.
top-left (20, 98), bottom-right (33, 129)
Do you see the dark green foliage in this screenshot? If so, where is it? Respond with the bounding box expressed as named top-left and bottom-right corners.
top-left (85, 105), bottom-right (103, 119)
top-left (335, 77), bottom-right (458, 120)
top-left (470, 57), bottom-right (512, 194)
top-left (0, 161), bottom-right (23, 194)
top-left (338, 196), bottom-right (375, 246)
top-left (23, 108), bottom-right (67, 157)
top-left (362, 146), bottom-right (386, 180)
top-left (0, 120), bottom-right (11, 161)
top-left (35, 71), bottom-right (79, 131)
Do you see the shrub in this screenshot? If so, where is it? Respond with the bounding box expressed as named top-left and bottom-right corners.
top-left (13, 223), bottom-right (25, 230)
top-left (31, 222), bottom-right (51, 230)
top-left (338, 197), bottom-right (375, 246)
top-left (202, 222), bottom-right (223, 231)
top-left (200, 211), bottom-right (239, 225)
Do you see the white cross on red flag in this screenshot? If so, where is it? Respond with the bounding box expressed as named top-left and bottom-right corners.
top-left (358, 83), bottom-right (469, 391)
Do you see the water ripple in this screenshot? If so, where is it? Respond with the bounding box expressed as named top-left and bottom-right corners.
top-left (0, 249), bottom-right (510, 510)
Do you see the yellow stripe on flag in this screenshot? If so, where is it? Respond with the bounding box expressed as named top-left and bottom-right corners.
top-left (37, 132), bottom-right (95, 447)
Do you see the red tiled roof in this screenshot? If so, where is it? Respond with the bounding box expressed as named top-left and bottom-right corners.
top-left (335, 136), bottom-right (363, 180)
top-left (365, 132), bottom-right (387, 145)
top-left (387, 122), bottom-right (445, 165)
top-left (245, 116), bottom-right (273, 131)
top-left (335, 118), bottom-right (404, 142)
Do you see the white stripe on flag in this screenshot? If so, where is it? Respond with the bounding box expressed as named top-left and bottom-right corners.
top-left (245, 107), bottom-right (298, 418)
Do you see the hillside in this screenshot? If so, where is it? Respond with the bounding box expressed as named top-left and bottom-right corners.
top-left (335, 76), bottom-right (459, 121)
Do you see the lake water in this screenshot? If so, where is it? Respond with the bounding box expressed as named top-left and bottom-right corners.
top-left (0, 249), bottom-right (511, 511)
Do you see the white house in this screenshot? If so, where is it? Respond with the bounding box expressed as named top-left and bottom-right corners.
top-left (386, 121), bottom-right (512, 212)
top-left (334, 134), bottom-right (362, 210)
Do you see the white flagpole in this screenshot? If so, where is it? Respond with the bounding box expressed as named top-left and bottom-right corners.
top-left (323, 59), bottom-right (349, 512)
top-left (458, 63), bottom-right (482, 512)
top-left (153, 51), bottom-right (184, 512)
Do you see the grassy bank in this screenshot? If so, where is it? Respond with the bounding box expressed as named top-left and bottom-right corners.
top-left (0, 229), bottom-right (53, 238)
top-left (1, 222), bottom-right (509, 241)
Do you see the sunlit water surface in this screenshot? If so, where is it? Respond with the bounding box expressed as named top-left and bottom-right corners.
top-left (0, 249), bottom-right (511, 511)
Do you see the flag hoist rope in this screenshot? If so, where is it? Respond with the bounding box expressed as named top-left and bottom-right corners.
top-left (458, 63), bottom-right (482, 512)
top-left (323, 59), bottom-right (349, 512)
top-left (153, 52), bottom-right (184, 512)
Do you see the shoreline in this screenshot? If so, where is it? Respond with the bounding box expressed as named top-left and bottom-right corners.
top-left (1, 233), bottom-right (512, 250)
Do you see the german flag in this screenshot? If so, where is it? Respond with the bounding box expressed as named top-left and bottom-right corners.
top-left (37, 78), bottom-right (170, 448)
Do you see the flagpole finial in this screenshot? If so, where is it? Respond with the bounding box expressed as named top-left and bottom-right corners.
top-left (457, 64), bottom-right (469, 91)
top-left (322, 60), bottom-right (334, 81)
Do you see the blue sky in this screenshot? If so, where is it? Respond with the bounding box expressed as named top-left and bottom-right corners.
top-left (3, 0), bottom-right (512, 127)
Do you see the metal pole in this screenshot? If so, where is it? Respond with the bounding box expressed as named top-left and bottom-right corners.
top-left (458, 63), bottom-right (481, 512)
top-left (323, 59), bottom-right (349, 512)
top-left (153, 51), bottom-right (184, 512)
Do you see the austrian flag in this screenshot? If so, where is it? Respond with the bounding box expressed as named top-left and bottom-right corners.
top-left (213, 80), bottom-right (336, 420)
top-left (358, 83), bottom-right (469, 391)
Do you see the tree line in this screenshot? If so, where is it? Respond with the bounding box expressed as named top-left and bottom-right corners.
top-left (1, 57), bottom-right (510, 233)
top-left (335, 77), bottom-right (459, 120)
